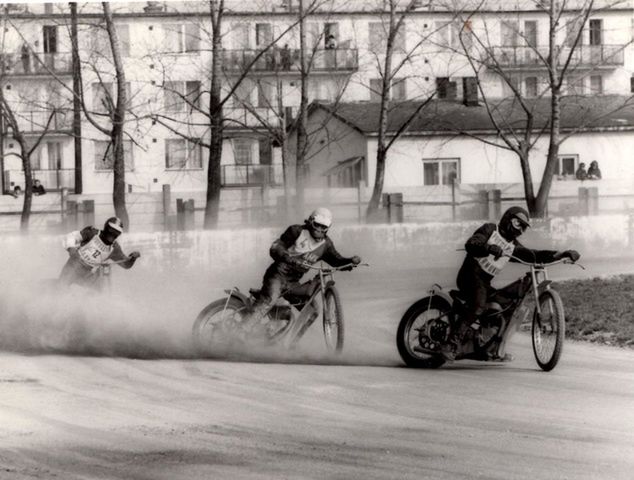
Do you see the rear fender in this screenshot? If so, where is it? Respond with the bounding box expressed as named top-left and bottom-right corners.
top-left (428, 285), bottom-right (453, 308)
top-left (223, 288), bottom-right (250, 308)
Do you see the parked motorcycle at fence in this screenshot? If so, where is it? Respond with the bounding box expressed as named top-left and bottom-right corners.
top-left (192, 263), bottom-right (365, 355)
top-left (396, 256), bottom-right (583, 371)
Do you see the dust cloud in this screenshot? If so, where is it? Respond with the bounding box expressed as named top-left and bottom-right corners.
top-left (0, 232), bottom-right (426, 367)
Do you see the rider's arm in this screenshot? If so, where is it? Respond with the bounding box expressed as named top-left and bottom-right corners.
top-left (512, 242), bottom-right (558, 263)
top-left (465, 223), bottom-right (496, 257)
top-left (110, 242), bottom-right (138, 269)
top-left (269, 225), bottom-right (303, 263)
top-left (321, 238), bottom-right (354, 267)
top-left (62, 226), bottom-right (95, 251)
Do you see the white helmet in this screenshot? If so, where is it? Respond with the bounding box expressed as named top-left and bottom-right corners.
top-left (309, 207), bottom-right (333, 228)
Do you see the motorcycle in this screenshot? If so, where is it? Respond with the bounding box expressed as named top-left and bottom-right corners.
top-left (396, 256), bottom-right (583, 371)
top-left (192, 263), bottom-right (364, 354)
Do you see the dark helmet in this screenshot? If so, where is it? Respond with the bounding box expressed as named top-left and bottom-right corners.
top-left (306, 207), bottom-right (333, 240)
top-left (499, 206), bottom-right (530, 240)
top-left (103, 216), bottom-right (124, 237)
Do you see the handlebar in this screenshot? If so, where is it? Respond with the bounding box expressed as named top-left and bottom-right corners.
top-left (305, 262), bottom-right (369, 272)
top-left (507, 255), bottom-right (585, 270)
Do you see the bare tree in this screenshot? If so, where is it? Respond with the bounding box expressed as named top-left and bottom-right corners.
top-left (365, 0), bottom-right (437, 219)
top-left (450, 0), bottom-right (633, 216)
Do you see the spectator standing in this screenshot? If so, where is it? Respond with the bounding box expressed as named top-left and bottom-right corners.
top-left (33, 179), bottom-right (46, 196)
top-left (20, 42), bottom-right (30, 73)
top-left (280, 44), bottom-right (292, 70)
top-left (587, 161), bottom-right (602, 180)
top-left (575, 162), bottom-right (587, 181)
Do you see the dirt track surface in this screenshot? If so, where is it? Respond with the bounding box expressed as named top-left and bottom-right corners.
top-left (1, 259), bottom-right (634, 479)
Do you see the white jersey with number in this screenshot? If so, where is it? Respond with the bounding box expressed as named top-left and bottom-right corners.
top-left (476, 228), bottom-right (515, 276)
top-left (287, 229), bottom-right (326, 264)
top-left (76, 232), bottom-right (114, 269)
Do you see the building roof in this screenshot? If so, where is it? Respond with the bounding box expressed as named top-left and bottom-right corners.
top-left (309, 95), bottom-right (634, 137)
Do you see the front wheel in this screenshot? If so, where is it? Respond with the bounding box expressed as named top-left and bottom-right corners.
top-left (532, 289), bottom-right (565, 371)
top-left (323, 287), bottom-right (344, 353)
top-left (192, 296), bottom-right (248, 355)
top-left (396, 297), bottom-right (449, 369)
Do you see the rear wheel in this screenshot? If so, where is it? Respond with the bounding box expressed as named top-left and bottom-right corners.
top-left (192, 297), bottom-right (248, 355)
top-left (532, 289), bottom-right (565, 371)
top-left (396, 297), bottom-right (450, 368)
top-left (323, 287), bottom-right (344, 353)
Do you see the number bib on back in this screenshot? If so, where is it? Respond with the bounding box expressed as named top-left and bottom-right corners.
top-left (77, 233), bottom-right (113, 270)
top-left (476, 228), bottom-right (515, 276)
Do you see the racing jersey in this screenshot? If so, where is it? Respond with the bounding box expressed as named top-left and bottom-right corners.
top-left (463, 223), bottom-right (558, 279)
top-left (63, 226), bottom-right (131, 271)
top-left (269, 224), bottom-right (353, 279)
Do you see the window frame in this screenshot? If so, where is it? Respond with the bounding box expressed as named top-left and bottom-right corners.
top-left (232, 138), bottom-right (254, 165)
top-left (422, 158), bottom-right (460, 186)
top-left (165, 138), bottom-right (203, 170)
top-left (93, 140), bottom-right (134, 172)
top-left (556, 154), bottom-right (578, 177)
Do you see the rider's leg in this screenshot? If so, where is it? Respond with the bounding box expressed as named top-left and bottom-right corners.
top-left (58, 257), bottom-right (93, 288)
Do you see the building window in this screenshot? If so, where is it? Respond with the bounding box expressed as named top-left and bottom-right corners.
top-left (369, 21), bottom-right (405, 52)
top-left (324, 22), bottom-right (339, 48)
top-left (165, 139), bottom-right (202, 169)
top-left (589, 19), bottom-right (602, 45)
top-left (232, 138), bottom-right (253, 164)
top-left (436, 77), bottom-right (457, 99)
top-left (392, 78), bottom-right (407, 101)
top-left (557, 154), bottom-right (578, 177)
top-left (590, 75), bottom-right (603, 94)
top-left (92, 82), bottom-right (131, 112)
top-left (631, 75), bottom-right (634, 93)
top-left (164, 81), bottom-right (201, 112)
top-left (94, 140), bottom-right (134, 171)
top-left (43, 25), bottom-right (57, 53)
top-left (525, 76), bottom-right (538, 98)
top-left (255, 23), bottom-right (272, 47)
top-left (164, 24), bottom-right (200, 53)
top-left (501, 21), bottom-right (519, 47)
top-left (422, 158), bottom-right (460, 185)
top-left (567, 77), bottom-right (585, 95)
top-left (369, 78), bottom-right (382, 102)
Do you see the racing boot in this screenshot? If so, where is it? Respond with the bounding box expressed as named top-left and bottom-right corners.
top-left (439, 321), bottom-right (471, 362)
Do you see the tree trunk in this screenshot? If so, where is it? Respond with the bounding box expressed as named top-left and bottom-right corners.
top-left (70, 2), bottom-right (83, 194)
top-left (103, 2), bottom-right (129, 227)
top-left (19, 141), bottom-right (33, 232)
top-left (295, 0), bottom-right (308, 217)
top-left (204, 0), bottom-right (224, 229)
top-left (535, 90), bottom-right (561, 218)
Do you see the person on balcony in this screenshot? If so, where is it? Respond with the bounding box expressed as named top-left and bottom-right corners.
top-left (575, 162), bottom-right (588, 181)
top-left (20, 42), bottom-right (30, 73)
top-left (33, 179), bottom-right (46, 196)
top-left (280, 44), bottom-right (292, 70)
top-left (587, 161), bottom-right (602, 180)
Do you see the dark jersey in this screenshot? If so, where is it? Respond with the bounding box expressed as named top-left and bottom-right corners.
top-left (462, 223), bottom-right (558, 280)
top-left (268, 224), bottom-right (353, 279)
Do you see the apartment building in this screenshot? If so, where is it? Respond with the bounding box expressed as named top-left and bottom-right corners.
top-left (0, 0), bottom-right (632, 195)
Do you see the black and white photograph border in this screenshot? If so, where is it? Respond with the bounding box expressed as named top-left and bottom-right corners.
top-left (0, 1), bottom-right (633, 479)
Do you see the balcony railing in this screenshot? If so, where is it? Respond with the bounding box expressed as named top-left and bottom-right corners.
top-left (0, 52), bottom-right (73, 76)
top-left (10, 110), bottom-right (73, 134)
top-left (223, 107), bottom-right (280, 128)
top-left (487, 44), bottom-right (625, 69)
top-left (4, 169), bottom-right (76, 192)
top-left (221, 164), bottom-right (283, 187)
top-left (222, 48), bottom-right (358, 73)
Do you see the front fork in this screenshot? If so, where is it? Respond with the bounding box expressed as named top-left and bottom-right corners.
top-left (280, 275), bottom-right (327, 349)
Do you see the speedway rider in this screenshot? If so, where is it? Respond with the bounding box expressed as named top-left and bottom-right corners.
top-left (442, 206), bottom-right (580, 362)
top-left (59, 217), bottom-right (140, 288)
top-left (249, 207), bottom-right (361, 324)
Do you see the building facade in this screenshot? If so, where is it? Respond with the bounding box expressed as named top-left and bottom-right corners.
top-left (0, 0), bottom-right (632, 195)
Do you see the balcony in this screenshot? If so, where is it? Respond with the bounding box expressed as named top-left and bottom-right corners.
top-left (4, 169), bottom-right (76, 193)
top-left (9, 110), bottom-right (73, 134)
top-left (222, 48), bottom-right (358, 74)
top-left (223, 107), bottom-right (280, 129)
top-left (486, 44), bottom-right (625, 71)
top-left (0, 52), bottom-right (73, 76)
top-left (221, 164), bottom-right (283, 187)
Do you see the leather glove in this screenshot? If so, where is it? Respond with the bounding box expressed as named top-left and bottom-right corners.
top-left (67, 247), bottom-right (79, 259)
top-left (129, 251), bottom-right (141, 260)
top-left (350, 255), bottom-right (362, 265)
top-left (287, 256), bottom-right (308, 269)
top-left (487, 244), bottom-right (504, 260)
top-left (562, 250), bottom-right (580, 262)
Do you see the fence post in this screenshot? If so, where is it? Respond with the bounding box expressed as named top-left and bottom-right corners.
top-left (587, 186), bottom-right (599, 215)
top-left (162, 184), bottom-right (171, 228)
top-left (478, 190), bottom-right (489, 220)
top-left (451, 178), bottom-right (457, 221)
top-left (60, 187), bottom-right (68, 223)
top-left (176, 198), bottom-right (185, 231)
top-left (489, 189), bottom-right (502, 220)
top-left (82, 199), bottom-right (95, 227)
top-left (66, 200), bottom-right (78, 230)
top-left (386, 193), bottom-right (403, 224)
top-left (578, 187), bottom-right (589, 216)
top-left (184, 199), bottom-right (195, 230)
top-left (357, 180), bottom-right (364, 224)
